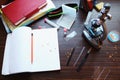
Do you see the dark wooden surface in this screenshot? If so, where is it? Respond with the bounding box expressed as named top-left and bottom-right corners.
top-left (0, 0), bottom-right (120, 80)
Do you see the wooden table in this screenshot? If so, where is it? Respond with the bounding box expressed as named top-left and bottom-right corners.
top-left (0, 0), bottom-right (120, 80)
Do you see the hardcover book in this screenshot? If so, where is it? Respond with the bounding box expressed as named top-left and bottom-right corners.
top-left (1, 0), bottom-right (47, 25)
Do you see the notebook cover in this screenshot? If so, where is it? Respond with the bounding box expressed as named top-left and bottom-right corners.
top-left (1, 0), bottom-right (47, 25)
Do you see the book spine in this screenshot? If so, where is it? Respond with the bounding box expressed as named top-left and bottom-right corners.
top-left (0, 15), bottom-right (11, 33)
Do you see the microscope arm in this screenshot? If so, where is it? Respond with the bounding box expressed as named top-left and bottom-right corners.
top-left (100, 22), bottom-right (107, 41)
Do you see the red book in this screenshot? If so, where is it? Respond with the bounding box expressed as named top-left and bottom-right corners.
top-left (1, 0), bottom-right (47, 25)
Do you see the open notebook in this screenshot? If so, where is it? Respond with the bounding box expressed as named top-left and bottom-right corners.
top-left (2, 27), bottom-right (61, 75)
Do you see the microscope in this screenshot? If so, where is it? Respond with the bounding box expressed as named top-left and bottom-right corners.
top-left (83, 3), bottom-right (112, 49)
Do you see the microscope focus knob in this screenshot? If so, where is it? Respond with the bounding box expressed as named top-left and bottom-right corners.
top-left (107, 13), bottom-right (112, 20)
top-left (104, 3), bottom-right (111, 10)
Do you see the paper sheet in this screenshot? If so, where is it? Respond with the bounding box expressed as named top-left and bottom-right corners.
top-left (57, 5), bottom-right (76, 30)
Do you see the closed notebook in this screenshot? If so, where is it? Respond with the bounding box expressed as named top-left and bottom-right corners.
top-left (1, 0), bottom-right (47, 25)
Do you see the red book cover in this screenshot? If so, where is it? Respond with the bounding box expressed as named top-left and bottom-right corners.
top-left (1, 0), bottom-right (47, 25)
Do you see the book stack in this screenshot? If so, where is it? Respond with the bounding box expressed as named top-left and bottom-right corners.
top-left (0, 0), bottom-right (55, 33)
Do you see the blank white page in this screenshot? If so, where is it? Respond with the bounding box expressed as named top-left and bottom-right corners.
top-left (31, 28), bottom-right (60, 72)
top-left (9, 27), bottom-right (32, 74)
top-left (2, 34), bottom-right (12, 75)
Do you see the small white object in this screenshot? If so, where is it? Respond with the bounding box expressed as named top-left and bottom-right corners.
top-left (44, 18), bottom-right (60, 29)
top-left (65, 31), bottom-right (77, 41)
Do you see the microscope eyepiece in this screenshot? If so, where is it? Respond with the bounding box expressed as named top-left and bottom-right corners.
top-left (104, 3), bottom-right (111, 10)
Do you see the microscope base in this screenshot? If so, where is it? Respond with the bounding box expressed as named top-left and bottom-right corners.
top-left (83, 30), bottom-right (102, 49)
